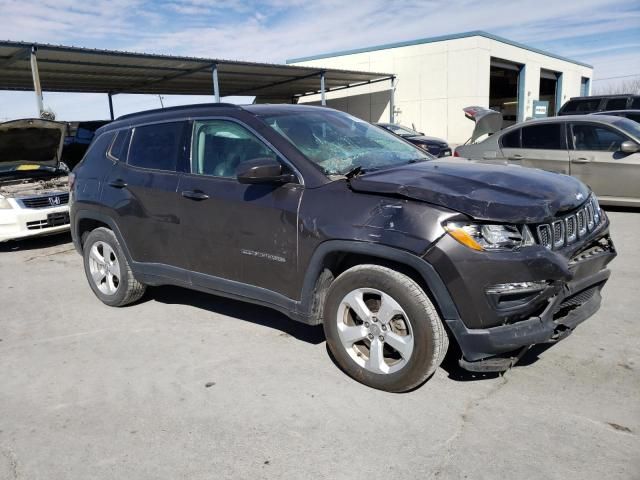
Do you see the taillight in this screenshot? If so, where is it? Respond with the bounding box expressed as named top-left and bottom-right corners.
top-left (69, 172), bottom-right (76, 191)
top-left (453, 149), bottom-right (460, 157)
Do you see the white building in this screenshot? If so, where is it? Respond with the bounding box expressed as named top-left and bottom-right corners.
top-left (288, 31), bottom-right (593, 144)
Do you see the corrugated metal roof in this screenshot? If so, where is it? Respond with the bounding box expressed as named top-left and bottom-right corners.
top-left (286, 31), bottom-right (593, 69)
top-left (0, 40), bottom-right (393, 99)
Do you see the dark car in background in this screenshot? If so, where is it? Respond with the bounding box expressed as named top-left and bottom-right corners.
top-left (61, 120), bottom-right (110, 169)
top-left (71, 103), bottom-right (615, 392)
top-left (558, 95), bottom-right (640, 116)
top-left (376, 123), bottom-right (451, 157)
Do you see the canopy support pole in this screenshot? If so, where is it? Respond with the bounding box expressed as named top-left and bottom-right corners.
top-left (212, 63), bottom-right (220, 103)
top-left (320, 71), bottom-right (326, 106)
top-left (389, 76), bottom-right (396, 123)
top-left (108, 93), bottom-right (115, 120)
top-left (29, 46), bottom-right (44, 117)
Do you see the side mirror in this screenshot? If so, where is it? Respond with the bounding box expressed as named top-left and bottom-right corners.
top-left (236, 157), bottom-right (295, 184)
top-left (620, 140), bottom-right (640, 154)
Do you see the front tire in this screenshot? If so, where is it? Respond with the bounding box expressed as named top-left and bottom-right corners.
top-left (82, 227), bottom-right (146, 307)
top-left (323, 265), bottom-right (448, 392)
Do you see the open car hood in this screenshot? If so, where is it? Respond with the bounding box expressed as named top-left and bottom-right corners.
top-left (0, 119), bottom-right (67, 170)
top-left (350, 160), bottom-right (590, 223)
top-left (463, 106), bottom-right (503, 143)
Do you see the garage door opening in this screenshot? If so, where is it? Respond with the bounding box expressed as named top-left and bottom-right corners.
top-left (540, 69), bottom-right (561, 115)
top-left (490, 58), bottom-right (522, 127)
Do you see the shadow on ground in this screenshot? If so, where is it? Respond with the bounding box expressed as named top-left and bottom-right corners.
top-left (148, 285), bottom-right (558, 383)
top-left (148, 285), bottom-right (326, 345)
top-left (440, 341), bottom-right (556, 381)
top-left (0, 232), bottom-right (72, 252)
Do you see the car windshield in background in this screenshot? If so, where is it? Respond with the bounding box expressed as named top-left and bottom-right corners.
top-left (384, 124), bottom-right (421, 137)
top-left (259, 110), bottom-right (429, 176)
top-left (614, 118), bottom-right (640, 139)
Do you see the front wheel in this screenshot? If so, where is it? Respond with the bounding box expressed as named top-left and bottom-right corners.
top-left (82, 227), bottom-right (146, 307)
top-left (323, 265), bottom-right (448, 392)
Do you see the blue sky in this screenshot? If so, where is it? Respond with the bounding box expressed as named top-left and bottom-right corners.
top-left (0, 0), bottom-right (639, 120)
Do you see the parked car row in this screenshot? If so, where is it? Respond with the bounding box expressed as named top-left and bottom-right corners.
top-left (455, 105), bottom-right (640, 207)
top-left (1, 98), bottom-right (629, 391)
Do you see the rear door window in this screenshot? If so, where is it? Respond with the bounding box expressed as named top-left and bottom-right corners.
top-left (631, 97), bottom-right (640, 109)
top-left (521, 123), bottom-right (563, 149)
top-left (500, 128), bottom-right (521, 148)
top-left (128, 122), bottom-right (185, 171)
top-left (571, 124), bottom-right (628, 152)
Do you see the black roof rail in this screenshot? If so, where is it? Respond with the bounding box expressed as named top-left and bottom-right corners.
top-left (115, 102), bottom-right (242, 121)
top-left (568, 94), bottom-right (639, 101)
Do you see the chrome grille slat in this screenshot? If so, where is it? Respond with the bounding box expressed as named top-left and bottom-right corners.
top-left (552, 220), bottom-right (565, 249)
top-left (534, 195), bottom-right (602, 250)
top-left (19, 193), bottom-right (70, 209)
top-left (565, 215), bottom-right (577, 243)
top-left (537, 224), bottom-right (552, 249)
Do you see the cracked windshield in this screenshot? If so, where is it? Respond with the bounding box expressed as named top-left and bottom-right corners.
top-left (260, 110), bottom-right (431, 175)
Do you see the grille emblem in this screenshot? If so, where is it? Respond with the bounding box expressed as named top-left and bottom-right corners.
top-left (48, 196), bottom-right (61, 206)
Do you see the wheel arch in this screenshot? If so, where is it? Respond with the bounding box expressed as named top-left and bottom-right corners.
top-left (72, 210), bottom-right (133, 262)
top-left (299, 241), bottom-right (461, 326)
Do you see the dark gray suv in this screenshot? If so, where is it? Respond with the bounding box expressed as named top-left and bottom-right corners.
top-left (70, 104), bottom-right (616, 392)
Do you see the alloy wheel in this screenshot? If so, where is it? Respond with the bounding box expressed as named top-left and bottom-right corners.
top-left (88, 241), bottom-right (121, 295)
top-left (336, 288), bottom-right (414, 374)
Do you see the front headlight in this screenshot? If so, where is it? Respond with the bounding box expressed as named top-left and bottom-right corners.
top-left (444, 222), bottom-right (535, 251)
top-left (0, 196), bottom-right (12, 210)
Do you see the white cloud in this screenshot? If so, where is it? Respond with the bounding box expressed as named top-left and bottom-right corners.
top-left (0, 0), bottom-right (638, 119)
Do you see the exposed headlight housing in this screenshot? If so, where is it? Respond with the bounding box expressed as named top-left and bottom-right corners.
top-left (0, 196), bottom-right (12, 210)
top-left (444, 222), bottom-right (535, 251)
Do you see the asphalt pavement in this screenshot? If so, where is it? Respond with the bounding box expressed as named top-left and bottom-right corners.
top-left (0, 210), bottom-right (638, 479)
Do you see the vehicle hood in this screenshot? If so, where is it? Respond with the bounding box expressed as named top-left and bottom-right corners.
top-left (0, 119), bottom-right (67, 171)
top-left (349, 160), bottom-right (590, 223)
top-left (406, 135), bottom-right (447, 145)
top-left (463, 106), bottom-right (503, 143)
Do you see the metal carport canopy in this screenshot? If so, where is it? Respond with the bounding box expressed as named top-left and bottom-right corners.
top-left (0, 40), bottom-right (393, 101)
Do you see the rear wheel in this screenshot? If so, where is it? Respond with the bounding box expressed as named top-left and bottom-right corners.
top-left (323, 265), bottom-right (448, 392)
top-left (82, 227), bottom-right (146, 307)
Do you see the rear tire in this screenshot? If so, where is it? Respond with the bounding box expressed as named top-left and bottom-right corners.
top-left (323, 265), bottom-right (448, 392)
top-left (82, 227), bottom-right (146, 307)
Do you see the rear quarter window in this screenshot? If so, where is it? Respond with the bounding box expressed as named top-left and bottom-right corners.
top-left (107, 129), bottom-right (131, 161)
top-left (561, 99), bottom-right (601, 114)
top-left (631, 97), bottom-right (640, 109)
top-left (604, 98), bottom-right (628, 110)
top-left (128, 122), bottom-right (185, 171)
top-left (82, 132), bottom-right (114, 165)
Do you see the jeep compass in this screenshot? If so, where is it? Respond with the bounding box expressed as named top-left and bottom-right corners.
top-left (70, 104), bottom-right (616, 392)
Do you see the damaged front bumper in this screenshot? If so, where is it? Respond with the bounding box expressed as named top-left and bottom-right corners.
top-left (425, 221), bottom-right (616, 371)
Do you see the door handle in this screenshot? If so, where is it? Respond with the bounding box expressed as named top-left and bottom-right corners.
top-left (108, 179), bottom-right (127, 188)
top-left (181, 190), bottom-right (209, 201)
top-left (571, 157), bottom-right (592, 164)
top-left (508, 154), bottom-right (523, 160)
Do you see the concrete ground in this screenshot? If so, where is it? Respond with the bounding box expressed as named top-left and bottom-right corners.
top-left (0, 210), bottom-right (638, 480)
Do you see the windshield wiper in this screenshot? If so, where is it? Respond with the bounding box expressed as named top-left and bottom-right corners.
top-left (344, 165), bottom-right (365, 179)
